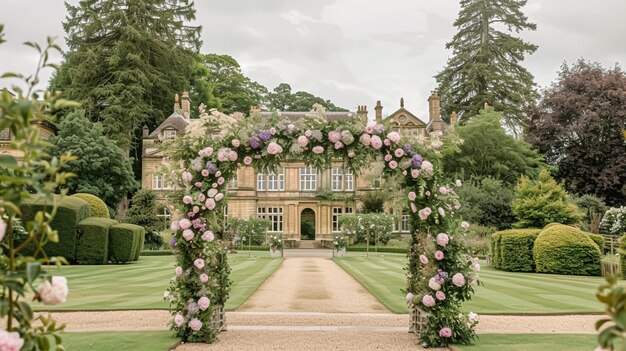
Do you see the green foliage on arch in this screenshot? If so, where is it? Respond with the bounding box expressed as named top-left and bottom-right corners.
top-left (163, 108), bottom-right (479, 347)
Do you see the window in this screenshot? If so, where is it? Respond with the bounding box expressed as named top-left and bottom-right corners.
top-left (332, 168), bottom-right (354, 191)
top-left (372, 175), bottom-right (382, 189)
top-left (393, 214), bottom-right (410, 233)
top-left (223, 205), bottom-right (228, 227)
top-left (258, 207), bottom-right (283, 232)
top-left (257, 168), bottom-right (284, 191)
top-left (345, 207), bottom-right (353, 214)
top-left (152, 174), bottom-right (171, 189)
top-left (345, 171), bottom-right (354, 191)
top-left (157, 207), bottom-right (171, 228)
top-left (164, 129), bottom-right (177, 139)
top-left (332, 207), bottom-right (342, 232)
top-left (299, 167), bottom-right (317, 191)
top-left (230, 173), bottom-right (238, 189)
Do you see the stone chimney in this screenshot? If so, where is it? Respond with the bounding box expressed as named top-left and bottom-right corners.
top-left (428, 90), bottom-right (443, 133)
top-left (181, 92), bottom-right (191, 118)
top-left (374, 100), bottom-right (383, 122)
top-left (450, 111), bottom-right (458, 127)
top-left (142, 125), bottom-right (149, 138)
top-left (356, 105), bottom-right (368, 123)
top-left (174, 93), bottom-right (180, 110)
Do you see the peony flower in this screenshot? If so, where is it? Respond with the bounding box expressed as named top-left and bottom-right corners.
top-left (297, 135), bottom-right (309, 147)
top-left (394, 148), bottom-right (404, 158)
top-left (194, 259), bottom-right (205, 269)
top-left (201, 169), bottom-right (209, 177)
top-left (198, 194), bottom-right (206, 202)
top-left (348, 150), bottom-right (355, 158)
top-left (423, 207), bottom-right (432, 216)
top-left (438, 207), bottom-right (445, 217)
top-left (36, 276), bottom-right (68, 305)
top-left (428, 278), bottom-right (441, 291)
top-left (387, 131), bottom-right (401, 143)
top-left (178, 219), bottom-right (191, 230)
top-left (411, 169), bottom-right (420, 178)
top-left (418, 209), bottom-right (427, 220)
top-left (360, 134), bottom-right (372, 146)
top-left (472, 263), bottom-right (481, 272)
top-left (439, 186), bottom-right (448, 194)
top-left (183, 195), bottom-right (193, 205)
top-left (328, 131), bottom-right (341, 143)
top-left (436, 291), bottom-right (446, 301)
top-left (227, 151), bottom-right (238, 162)
top-left (267, 142), bottom-right (283, 155)
top-left (215, 193), bottom-right (224, 202)
top-left (437, 233), bottom-right (449, 246)
top-left (199, 273), bottom-right (209, 283)
top-left (341, 130), bottom-right (354, 145)
top-left (419, 255), bottom-right (429, 264)
top-left (170, 221), bottom-right (180, 231)
top-left (205, 198), bottom-right (216, 210)
top-left (408, 192), bottom-right (416, 201)
top-left (468, 312), bottom-right (478, 323)
top-left (434, 250), bottom-right (444, 260)
top-left (388, 160), bottom-right (397, 169)
top-left (174, 313), bottom-right (185, 326)
top-left (270, 127), bottom-right (277, 135)
top-left (202, 231), bottom-right (215, 242)
top-left (383, 138), bottom-right (391, 146)
top-left (439, 327), bottom-right (452, 338)
top-left (207, 188), bottom-right (218, 198)
top-left (421, 160), bottom-right (433, 176)
top-left (305, 129), bottom-right (313, 137)
top-left (188, 318), bottom-right (202, 331)
top-left (182, 229), bottom-right (195, 241)
top-left (452, 273), bottom-right (466, 287)
top-left (461, 221), bottom-right (470, 230)
top-left (198, 296), bottom-right (211, 311)
top-left (406, 292), bottom-right (414, 302)
top-left (365, 126), bottom-right (373, 134)
top-left (455, 179), bottom-right (462, 187)
top-left (231, 139), bottom-right (241, 148)
top-left (217, 177), bottom-right (225, 185)
top-left (175, 266), bottom-right (183, 276)
top-left (182, 172), bottom-right (193, 182)
top-left (370, 135), bottom-right (383, 149)
top-left (334, 141), bottom-right (344, 149)
top-left (312, 146), bottom-right (325, 154)
top-left (194, 181), bottom-right (203, 188)
top-left (244, 156), bottom-right (253, 165)
top-left (384, 154), bottom-right (393, 162)
top-left (422, 295), bottom-right (436, 307)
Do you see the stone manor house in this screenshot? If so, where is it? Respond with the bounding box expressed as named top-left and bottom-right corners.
top-left (141, 92), bottom-right (455, 243)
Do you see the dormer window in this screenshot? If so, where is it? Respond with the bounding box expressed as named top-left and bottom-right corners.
top-left (164, 129), bottom-right (177, 139)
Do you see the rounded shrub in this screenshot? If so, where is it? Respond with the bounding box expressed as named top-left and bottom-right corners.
top-left (72, 193), bottom-right (110, 218)
top-left (496, 229), bottom-right (542, 272)
top-left (533, 225), bottom-right (601, 276)
top-left (543, 222), bottom-right (561, 230)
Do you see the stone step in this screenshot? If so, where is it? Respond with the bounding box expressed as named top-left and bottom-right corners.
top-left (297, 240), bottom-right (322, 249)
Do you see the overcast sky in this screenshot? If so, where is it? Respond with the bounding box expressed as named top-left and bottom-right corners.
top-left (1, 0), bottom-right (625, 119)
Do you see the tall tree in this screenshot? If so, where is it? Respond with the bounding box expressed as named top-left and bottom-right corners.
top-left (435, 0), bottom-right (538, 130)
top-left (267, 83), bottom-right (348, 112)
top-left (51, 0), bottom-right (201, 151)
top-left (525, 60), bottom-right (626, 206)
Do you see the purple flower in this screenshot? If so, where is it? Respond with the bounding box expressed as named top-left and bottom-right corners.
top-left (411, 154), bottom-right (423, 169)
top-left (249, 136), bottom-right (262, 149)
top-left (169, 237), bottom-right (178, 247)
top-left (206, 162), bottom-right (218, 174)
top-left (258, 130), bottom-right (272, 142)
top-left (403, 144), bottom-right (412, 154)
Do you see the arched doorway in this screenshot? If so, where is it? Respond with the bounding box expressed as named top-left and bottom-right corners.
top-left (300, 208), bottom-right (315, 240)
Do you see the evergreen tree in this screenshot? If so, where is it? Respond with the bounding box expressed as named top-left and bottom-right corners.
top-left (48, 110), bottom-right (138, 209)
top-left (51, 0), bottom-right (201, 151)
top-left (126, 189), bottom-right (164, 249)
top-left (435, 0), bottom-right (538, 130)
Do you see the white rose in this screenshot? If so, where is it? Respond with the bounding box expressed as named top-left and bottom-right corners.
top-left (428, 278), bottom-right (441, 291)
top-left (36, 276), bottom-right (69, 305)
top-left (468, 312), bottom-right (479, 323)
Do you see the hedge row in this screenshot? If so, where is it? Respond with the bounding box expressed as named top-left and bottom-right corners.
top-left (346, 246), bottom-right (407, 253)
top-left (491, 229), bottom-right (542, 272)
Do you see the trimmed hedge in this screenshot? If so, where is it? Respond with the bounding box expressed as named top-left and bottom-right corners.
top-left (109, 223), bottom-right (144, 263)
top-left (490, 231), bottom-right (503, 269)
top-left (543, 222), bottom-right (562, 230)
top-left (533, 225), bottom-right (601, 276)
top-left (587, 233), bottom-right (606, 253)
top-left (20, 195), bottom-right (91, 262)
top-left (76, 217), bottom-right (118, 264)
top-left (497, 229), bottom-right (542, 272)
top-left (71, 193), bottom-right (110, 218)
top-left (346, 246), bottom-right (407, 254)
top-left (140, 250), bottom-right (174, 256)
top-left (133, 228), bottom-right (146, 261)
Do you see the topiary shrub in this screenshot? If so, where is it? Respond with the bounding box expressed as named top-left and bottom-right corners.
top-left (533, 225), bottom-right (601, 275)
top-left (71, 193), bottom-right (110, 218)
top-left (133, 229), bottom-right (146, 261)
top-left (20, 195), bottom-right (91, 262)
top-left (587, 233), bottom-right (606, 253)
top-left (109, 223), bottom-right (145, 263)
top-left (543, 222), bottom-right (561, 230)
top-left (490, 231), bottom-right (503, 268)
top-left (497, 229), bottom-right (542, 272)
top-left (76, 217), bottom-right (118, 264)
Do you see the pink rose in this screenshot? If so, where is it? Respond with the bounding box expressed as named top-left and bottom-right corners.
top-left (193, 206), bottom-right (199, 213)
top-left (438, 207), bottom-right (445, 217)
top-left (455, 179), bottom-right (462, 187)
top-left (201, 169), bottom-right (209, 177)
top-left (215, 193), bottom-right (224, 202)
top-left (170, 221), bottom-right (180, 231)
top-left (267, 142), bottom-right (283, 155)
top-left (394, 148), bottom-right (404, 157)
top-left (452, 273), bottom-right (466, 287)
top-left (334, 141), bottom-right (344, 149)
top-left (217, 177), bottom-right (225, 185)
top-left (388, 160), bottom-right (397, 169)
top-left (422, 295), bottom-right (436, 307)
top-left (231, 139), bottom-right (240, 148)
top-left (183, 229), bottom-right (194, 241)
top-left (205, 198), bottom-right (216, 210)
top-left (411, 169), bottom-right (419, 178)
top-left (174, 313), bottom-right (185, 326)
top-left (199, 273), bottom-right (209, 282)
top-left (365, 126), bottom-right (373, 134)
top-left (202, 231), bottom-right (215, 242)
top-left (439, 327), bottom-right (452, 338)
top-left (305, 129), bottom-right (313, 137)
top-left (194, 259), bottom-right (205, 269)
top-left (383, 138), bottom-right (391, 146)
top-left (408, 192), bottom-right (416, 201)
top-left (411, 203), bottom-right (418, 213)
top-left (428, 278), bottom-right (441, 291)
top-left (418, 209), bottom-right (427, 220)
top-left (370, 135), bottom-right (383, 149)
top-left (434, 250), bottom-right (444, 260)
top-left (384, 154), bottom-right (392, 162)
top-left (175, 266), bottom-right (183, 276)
top-left (423, 207), bottom-right (432, 216)
top-left (270, 127), bottom-right (277, 135)
top-left (387, 131), bottom-right (401, 143)
top-left (436, 291), bottom-right (446, 301)
top-left (198, 193), bottom-right (206, 202)
top-left (406, 292), bottom-right (414, 302)
top-left (439, 186), bottom-right (448, 194)
top-left (244, 156), bottom-right (253, 165)
top-left (228, 151), bottom-right (238, 161)
top-left (328, 131), bottom-right (341, 143)
top-left (437, 233), bottom-right (449, 246)
top-left (297, 135), bottom-right (309, 147)
top-left (419, 255), bottom-right (428, 264)
top-left (198, 296), bottom-right (210, 311)
top-left (348, 150), bottom-right (355, 158)
top-left (188, 318), bottom-right (202, 331)
top-left (36, 276), bottom-right (68, 305)
top-left (360, 134), bottom-right (371, 146)
top-left (312, 146), bottom-right (325, 154)
top-left (182, 172), bottom-right (192, 182)
top-left (179, 219), bottom-right (191, 230)
top-left (0, 331), bottom-right (24, 351)
top-left (207, 188), bottom-right (218, 198)
top-left (194, 181), bottom-right (203, 188)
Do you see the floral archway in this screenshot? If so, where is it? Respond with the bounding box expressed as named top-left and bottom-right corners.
top-left (164, 107), bottom-right (480, 347)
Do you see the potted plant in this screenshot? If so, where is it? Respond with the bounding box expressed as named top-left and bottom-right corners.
top-left (333, 235), bottom-right (347, 257)
top-left (269, 235), bottom-right (283, 257)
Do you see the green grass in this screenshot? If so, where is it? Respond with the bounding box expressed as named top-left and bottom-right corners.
top-left (335, 254), bottom-right (611, 314)
top-left (63, 331), bottom-right (177, 351)
top-left (452, 334), bottom-right (598, 351)
top-left (38, 253), bottom-right (282, 311)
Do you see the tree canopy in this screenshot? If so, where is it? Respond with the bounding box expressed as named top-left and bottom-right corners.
top-left (48, 110), bottom-right (138, 209)
top-left (435, 0), bottom-right (538, 130)
top-left (267, 83), bottom-right (348, 112)
top-left (525, 60), bottom-right (626, 206)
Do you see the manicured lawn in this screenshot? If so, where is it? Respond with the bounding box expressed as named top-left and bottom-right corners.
top-left (452, 334), bottom-right (598, 351)
top-left (335, 254), bottom-right (610, 314)
top-left (38, 254), bottom-right (282, 311)
top-left (63, 331), bottom-right (177, 351)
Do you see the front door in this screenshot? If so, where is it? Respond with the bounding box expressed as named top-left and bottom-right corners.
top-left (300, 208), bottom-right (315, 240)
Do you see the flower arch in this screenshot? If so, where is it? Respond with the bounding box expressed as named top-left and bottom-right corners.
top-left (164, 108), bottom-right (480, 347)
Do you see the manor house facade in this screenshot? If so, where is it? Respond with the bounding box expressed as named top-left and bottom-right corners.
top-left (141, 91), bottom-right (454, 243)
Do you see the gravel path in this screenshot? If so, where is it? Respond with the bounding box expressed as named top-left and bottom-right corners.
top-left (238, 257), bottom-right (389, 313)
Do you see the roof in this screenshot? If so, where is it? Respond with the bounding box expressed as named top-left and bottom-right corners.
top-left (147, 109), bottom-right (189, 138)
top-left (384, 107), bottom-right (428, 126)
top-left (256, 111), bottom-right (354, 122)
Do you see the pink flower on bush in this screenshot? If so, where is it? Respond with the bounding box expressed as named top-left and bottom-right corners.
top-left (370, 135), bottom-right (383, 149)
top-left (267, 142), bottom-right (283, 155)
top-left (360, 134), bottom-right (372, 146)
top-left (182, 172), bottom-right (192, 182)
top-left (439, 327), bottom-right (452, 338)
top-left (418, 207), bottom-right (432, 220)
top-left (36, 276), bottom-right (68, 305)
top-left (0, 331), bottom-right (24, 351)
top-left (328, 131), bottom-right (341, 143)
top-left (421, 160), bottom-right (433, 176)
top-left (411, 203), bottom-right (417, 213)
top-left (199, 273), bottom-right (209, 283)
top-left (202, 231), bottom-right (215, 242)
top-left (182, 229), bottom-right (194, 241)
top-left (388, 160), bottom-right (397, 169)
top-left (305, 129), bottom-right (313, 137)
top-left (437, 233), bottom-right (449, 246)
top-left (198, 194), bottom-right (206, 202)
top-left (455, 179), bottom-right (462, 187)
top-left (179, 219), bottom-right (191, 230)
top-left (434, 250), bottom-right (444, 260)
top-left (227, 151), bottom-right (238, 161)
top-left (461, 221), bottom-right (470, 230)
top-left (428, 278), bottom-right (441, 291)
top-left (348, 150), bottom-right (355, 158)
top-left (217, 177), bottom-right (225, 185)
top-left (387, 131), bottom-right (401, 143)
top-left (394, 148), bottom-right (404, 158)
top-left (406, 292), bottom-right (414, 302)
top-left (243, 156), bottom-right (253, 165)
top-left (175, 266), bottom-right (183, 276)
top-left (170, 221), bottom-right (180, 231)
top-left (193, 206), bottom-right (199, 213)
top-left (334, 141), bottom-right (344, 149)
top-left (188, 318), bottom-right (202, 331)
top-left (198, 296), bottom-right (211, 311)
top-left (365, 126), bottom-right (373, 134)
top-left (194, 181), bottom-right (203, 188)
top-left (419, 255), bottom-right (428, 264)
top-left (174, 313), bottom-right (185, 326)
top-left (270, 127), bottom-right (277, 135)
top-left (436, 291), bottom-right (446, 301)
top-left (215, 193), bottom-right (224, 202)
top-left (207, 188), bottom-right (218, 198)
top-left (297, 135), bottom-right (308, 147)
top-left (408, 192), bottom-right (416, 201)
top-left (205, 198), bottom-right (216, 210)
top-left (452, 273), bottom-right (466, 287)
top-left (439, 186), bottom-right (448, 194)
top-left (384, 154), bottom-right (392, 162)
top-left (438, 207), bottom-right (445, 217)
top-left (312, 146), bottom-right (325, 154)
top-left (422, 294), bottom-right (436, 307)
top-left (201, 169), bottom-right (209, 177)
top-left (194, 259), bottom-right (205, 270)
top-left (231, 139), bottom-right (240, 148)
top-left (411, 169), bottom-right (419, 178)
top-left (383, 138), bottom-right (391, 146)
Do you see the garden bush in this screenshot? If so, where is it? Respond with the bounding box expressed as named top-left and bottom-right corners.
top-left (497, 229), bottom-right (542, 272)
top-left (533, 225), bottom-right (601, 275)
top-left (587, 233), bottom-right (606, 253)
top-left (20, 195), bottom-right (91, 262)
top-left (109, 223), bottom-right (144, 263)
top-left (490, 231), bottom-right (503, 268)
top-left (71, 193), bottom-right (110, 218)
top-left (619, 235), bottom-right (626, 278)
top-left (76, 217), bottom-right (118, 264)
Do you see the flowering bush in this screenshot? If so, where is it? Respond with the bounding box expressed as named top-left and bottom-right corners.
top-left (600, 206), bottom-right (626, 236)
top-left (269, 236), bottom-right (283, 251)
top-left (338, 213), bottom-right (394, 245)
top-left (333, 235), bottom-right (347, 250)
top-left (164, 97), bottom-right (476, 345)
